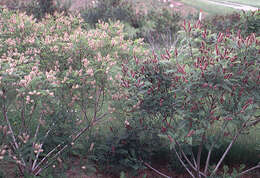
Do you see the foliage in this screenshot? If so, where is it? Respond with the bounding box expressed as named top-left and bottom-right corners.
top-left (15, 0), bottom-right (72, 21)
top-left (90, 117), bottom-right (171, 176)
top-left (119, 19), bottom-right (260, 177)
top-left (0, 8), bottom-right (148, 176)
top-left (80, 0), bottom-right (181, 47)
top-left (203, 10), bottom-right (260, 37)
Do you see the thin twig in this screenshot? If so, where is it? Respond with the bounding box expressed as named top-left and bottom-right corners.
top-left (35, 124), bottom-right (91, 175)
top-left (238, 164), bottom-right (260, 176)
top-left (203, 144), bottom-right (213, 175)
top-left (2, 104), bottom-right (26, 167)
top-left (210, 130), bottom-right (240, 176)
top-left (175, 141), bottom-right (206, 177)
top-left (35, 112), bottom-right (108, 175)
top-left (143, 162), bottom-right (171, 178)
top-left (191, 151), bottom-right (197, 169)
top-left (32, 129), bottom-right (51, 171)
top-left (172, 145), bottom-right (195, 178)
top-left (29, 119), bottom-right (41, 168)
top-left (196, 134), bottom-right (205, 178)
top-left (204, 121), bottom-right (228, 175)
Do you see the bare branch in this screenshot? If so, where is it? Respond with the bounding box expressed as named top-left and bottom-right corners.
top-left (2, 103), bottom-right (26, 167)
top-left (210, 131), bottom-right (240, 176)
top-left (29, 115), bottom-right (42, 168)
top-left (172, 145), bottom-right (195, 178)
top-left (238, 164), bottom-right (260, 176)
top-left (143, 161), bottom-right (171, 178)
top-left (32, 129), bottom-right (51, 171)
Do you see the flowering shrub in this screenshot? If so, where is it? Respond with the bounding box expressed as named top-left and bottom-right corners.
top-left (0, 8), bottom-right (148, 176)
top-left (120, 20), bottom-right (260, 177)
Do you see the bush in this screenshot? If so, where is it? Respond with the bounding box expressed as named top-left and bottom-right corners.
top-left (80, 0), bottom-right (182, 47)
top-left (19, 0), bottom-right (72, 21)
top-left (91, 118), bottom-right (174, 176)
top-left (203, 10), bottom-right (260, 37)
top-left (0, 8), bottom-right (148, 176)
top-left (119, 19), bottom-right (260, 177)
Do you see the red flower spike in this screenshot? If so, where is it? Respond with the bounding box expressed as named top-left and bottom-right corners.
top-left (140, 66), bottom-right (145, 74)
top-left (215, 44), bottom-right (219, 56)
top-left (237, 30), bottom-right (241, 39)
top-left (195, 20), bottom-right (201, 29)
top-left (177, 64), bottom-right (186, 74)
top-left (202, 83), bottom-right (208, 88)
top-left (139, 118), bottom-right (143, 125)
top-left (188, 22), bottom-right (191, 32)
top-left (174, 48), bottom-right (178, 57)
top-left (160, 98), bottom-right (164, 106)
top-left (217, 33), bottom-right (221, 41)
top-left (183, 20), bottom-right (186, 31)
top-left (201, 71), bottom-right (204, 78)
top-left (166, 49), bottom-right (171, 59)
top-left (245, 98), bottom-right (253, 105)
top-left (161, 127), bottom-right (167, 133)
top-left (217, 33), bottom-right (223, 43)
top-left (225, 117), bottom-right (233, 121)
top-left (224, 132), bottom-right (230, 137)
top-left (202, 28), bottom-right (207, 39)
top-left (168, 135), bottom-right (174, 143)
top-left (112, 146), bottom-right (115, 153)
top-left (187, 130), bottom-right (195, 137)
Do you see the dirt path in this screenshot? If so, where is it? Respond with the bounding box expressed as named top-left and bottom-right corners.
top-left (204, 0), bottom-right (259, 11)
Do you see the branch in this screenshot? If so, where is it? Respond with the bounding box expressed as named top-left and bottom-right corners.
top-left (2, 104), bottom-right (26, 167)
top-left (196, 134), bottom-right (205, 178)
top-left (29, 115), bottom-right (42, 168)
top-left (172, 144), bottom-right (195, 178)
top-left (203, 144), bottom-right (213, 175)
top-left (238, 164), bottom-right (260, 176)
top-left (34, 112), bottom-right (108, 175)
top-left (191, 151), bottom-right (197, 169)
top-left (210, 130), bottom-right (240, 176)
top-left (31, 128), bottom-right (51, 172)
top-left (143, 162), bottom-right (171, 178)
top-left (175, 141), bottom-right (207, 177)
top-left (204, 121), bottom-right (228, 175)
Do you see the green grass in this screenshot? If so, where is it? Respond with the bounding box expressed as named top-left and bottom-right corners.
top-left (214, 0), bottom-right (260, 8)
top-left (180, 0), bottom-right (239, 16)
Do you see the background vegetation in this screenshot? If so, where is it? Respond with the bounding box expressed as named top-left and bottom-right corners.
top-left (0, 0), bottom-right (259, 177)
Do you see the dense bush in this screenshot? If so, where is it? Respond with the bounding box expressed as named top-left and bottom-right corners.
top-left (80, 0), bottom-right (181, 47)
top-left (0, 3), bottom-right (260, 177)
top-left (90, 116), bottom-right (177, 176)
top-left (119, 20), bottom-right (260, 177)
top-left (203, 10), bottom-right (260, 37)
top-left (0, 0), bottom-right (72, 21)
top-left (0, 8), bottom-right (148, 176)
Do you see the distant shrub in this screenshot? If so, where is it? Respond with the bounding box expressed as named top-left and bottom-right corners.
top-left (203, 12), bottom-right (241, 33)
top-left (203, 10), bottom-right (260, 37)
top-left (19, 0), bottom-right (72, 21)
top-left (80, 0), bottom-right (182, 47)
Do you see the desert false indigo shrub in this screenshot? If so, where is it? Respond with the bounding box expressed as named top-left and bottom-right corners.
top-left (0, 8), bottom-right (148, 176)
top-left (120, 20), bottom-right (260, 177)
